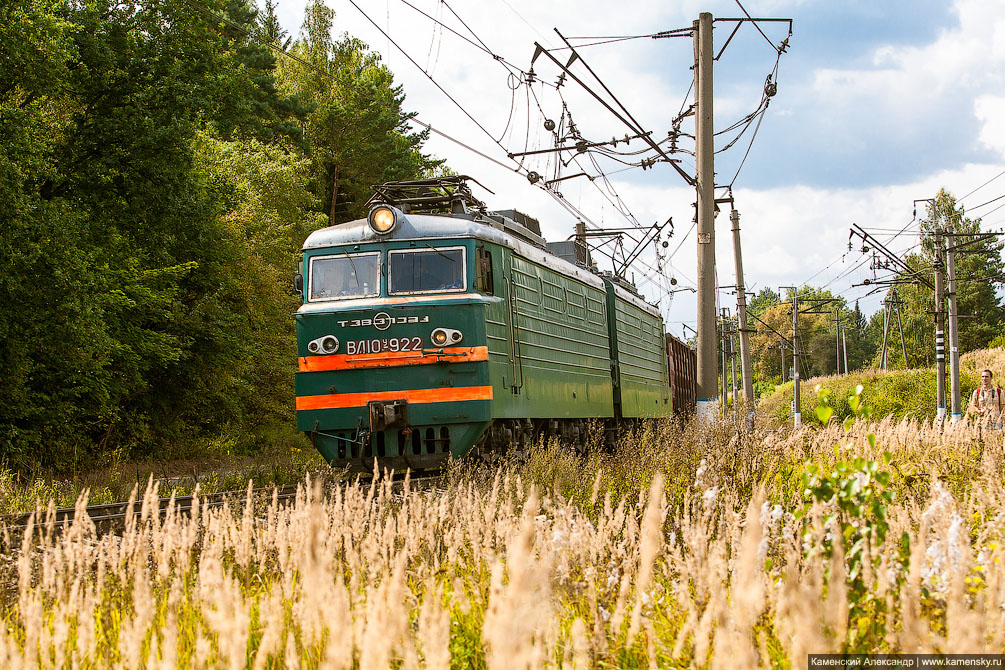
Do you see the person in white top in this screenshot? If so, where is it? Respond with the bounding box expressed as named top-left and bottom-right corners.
top-left (968, 369), bottom-right (1003, 428)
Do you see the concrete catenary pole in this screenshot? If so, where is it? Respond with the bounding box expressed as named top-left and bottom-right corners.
top-left (835, 307), bottom-right (841, 375)
top-left (946, 234), bottom-right (962, 422)
top-left (720, 309), bottom-right (729, 418)
top-left (792, 292), bottom-right (801, 428)
top-left (781, 288), bottom-right (801, 428)
top-left (694, 12), bottom-right (717, 419)
top-left (730, 208), bottom-right (755, 415)
top-left (880, 299), bottom-right (890, 370)
top-left (934, 226), bottom-right (947, 423)
top-left (731, 331), bottom-right (739, 410)
top-left (842, 326), bottom-right (848, 375)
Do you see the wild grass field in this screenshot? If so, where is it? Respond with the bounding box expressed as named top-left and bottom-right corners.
top-left (759, 347), bottom-right (1005, 428)
top-left (2, 400), bottom-right (1004, 668)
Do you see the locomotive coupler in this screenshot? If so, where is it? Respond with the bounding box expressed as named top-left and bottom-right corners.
top-left (368, 399), bottom-right (409, 432)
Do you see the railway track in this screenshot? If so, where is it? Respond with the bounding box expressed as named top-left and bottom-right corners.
top-left (0, 470), bottom-right (445, 541)
top-left (0, 484), bottom-right (301, 538)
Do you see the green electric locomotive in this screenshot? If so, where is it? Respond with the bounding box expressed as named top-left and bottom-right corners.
top-left (294, 177), bottom-right (671, 471)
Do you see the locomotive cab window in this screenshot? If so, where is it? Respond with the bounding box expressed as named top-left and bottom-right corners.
top-left (308, 252), bottom-right (380, 301)
top-left (476, 246), bottom-right (494, 295)
top-left (389, 246), bottom-right (466, 294)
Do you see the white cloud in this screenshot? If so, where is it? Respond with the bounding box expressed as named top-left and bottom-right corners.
top-left (975, 95), bottom-right (1005, 157)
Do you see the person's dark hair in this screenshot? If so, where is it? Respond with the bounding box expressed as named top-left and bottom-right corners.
top-left (983, 369), bottom-right (993, 379)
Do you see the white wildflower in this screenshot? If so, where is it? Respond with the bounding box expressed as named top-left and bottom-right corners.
top-left (702, 486), bottom-right (718, 510)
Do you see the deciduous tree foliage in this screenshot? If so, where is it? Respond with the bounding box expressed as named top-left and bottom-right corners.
top-left (0, 0), bottom-right (436, 471)
top-left (748, 287), bottom-right (863, 385)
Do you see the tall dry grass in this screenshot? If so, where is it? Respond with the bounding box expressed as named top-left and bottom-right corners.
top-left (1, 416), bottom-right (1004, 668)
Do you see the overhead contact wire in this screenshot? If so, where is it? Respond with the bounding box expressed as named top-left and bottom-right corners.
top-left (347, 0), bottom-right (523, 173)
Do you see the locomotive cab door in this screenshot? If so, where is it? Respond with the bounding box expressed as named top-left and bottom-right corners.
top-left (479, 244), bottom-right (522, 398)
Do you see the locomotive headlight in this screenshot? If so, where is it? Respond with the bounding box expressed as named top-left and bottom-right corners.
top-left (321, 336), bottom-right (339, 353)
top-left (367, 205), bottom-right (398, 235)
top-left (308, 335), bottom-right (340, 354)
top-left (431, 328), bottom-right (462, 346)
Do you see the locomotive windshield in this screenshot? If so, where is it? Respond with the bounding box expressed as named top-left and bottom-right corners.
top-left (389, 247), bottom-right (466, 294)
top-left (308, 252), bottom-right (379, 301)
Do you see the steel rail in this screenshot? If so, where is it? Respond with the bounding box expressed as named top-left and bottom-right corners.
top-left (1, 472), bottom-right (445, 537)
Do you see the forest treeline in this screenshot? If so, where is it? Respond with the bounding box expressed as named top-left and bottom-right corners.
top-left (745, 190), bottom-right (1005, 395)
top-left (1, 0), bottom-right (439, 472)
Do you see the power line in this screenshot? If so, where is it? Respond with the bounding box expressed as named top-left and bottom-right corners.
top-left (557, 34), bottom-right (682, 49)
top-left (498, 0), bottom-right (553, 47)
top-left (667, 220), bottom-right (696, 262)
top-left (726, 102), bottom-right (768, 188)
top-left (967, 192), bottom-right (1005, 211)
top-left (959, 168), bottom-right (1005, 203)
top-left (410, 118), bottom-right (519, 173)
top-left (346, 0), bottom-right (520, 165)
top-left (801, 251), bottom-right (848, 286)
top-left (533, 31), bottom-right (695, 186)
top-left (981, 200), bottom-right (1005, 219)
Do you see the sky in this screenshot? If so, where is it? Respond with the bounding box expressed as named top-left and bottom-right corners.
top-left (266, 0), bottom-right (1005, 339)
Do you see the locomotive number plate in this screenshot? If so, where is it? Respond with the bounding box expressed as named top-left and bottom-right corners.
top-left (346, 337), bottom-right (423, 355)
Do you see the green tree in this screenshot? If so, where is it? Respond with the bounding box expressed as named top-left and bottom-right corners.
top-left (748, 287), bottom-right (780, 318)
top-left (211, 0), bottom-right (310, 149)
top-left (278, 0), bottom-right (441, 224)
top-left (749, 302), bottom-right (794, 384)
top-left (0, 0), bottom-right (102, 469)
top-left (0, 0), bottom-right (317, 470)
top-left (193, 133), bottom-right (327, 429)
top-left (892, 189), bottom-right (1004, 366)
top-left (257, 0), bottom-right (291, 49)
top-left (1, 0), bottom-right (444, 472)
top-left (842, 300), bottom-right (879, 371)
top-left (748, 287), bottom-right (865, 384)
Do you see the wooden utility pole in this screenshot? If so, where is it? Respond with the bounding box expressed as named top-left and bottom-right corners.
top-left (730, 208), bottom-right (755, 416)
top-left (946, 235), bottom-right (961, 422)
top-left (694, 12), bottom-right (717, 419)
top-left (329, 165), bottom-right (340, 225)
